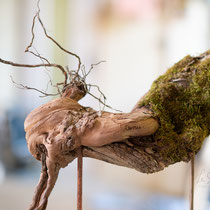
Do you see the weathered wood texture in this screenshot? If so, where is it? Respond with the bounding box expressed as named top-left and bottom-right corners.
top-left (24, 50), bottom-right (210, 209)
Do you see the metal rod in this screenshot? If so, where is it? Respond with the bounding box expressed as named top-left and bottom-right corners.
top-left (190, 154), bottom-right (195, 210)
top-left (77, 147), bottom-right (83, 210)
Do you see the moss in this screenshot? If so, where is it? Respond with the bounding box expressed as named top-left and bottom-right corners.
top-left (140, 50), bottom-right (210, 163)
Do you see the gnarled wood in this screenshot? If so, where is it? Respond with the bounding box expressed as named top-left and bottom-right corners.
top-left (24, 96), bottom-right (159, 209)
top-left (24, 50), bottom-right (210, 209)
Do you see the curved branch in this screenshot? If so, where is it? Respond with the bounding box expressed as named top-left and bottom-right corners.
top-left (10, 76), bottom-right (59, 97)
top-left (36, 0), bottom-right (81, 72)
top-left (0, 58), bottom-right (67, 83)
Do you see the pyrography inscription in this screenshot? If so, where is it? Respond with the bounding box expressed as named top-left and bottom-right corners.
top-left (125, 125), bottom-right (141, 131)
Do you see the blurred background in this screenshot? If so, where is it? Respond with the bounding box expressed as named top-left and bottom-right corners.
top-left (0, 0), bottom-right (210, 209)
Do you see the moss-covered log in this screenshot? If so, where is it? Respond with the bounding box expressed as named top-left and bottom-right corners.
top-left (138, 50), bottom-right (210, 164)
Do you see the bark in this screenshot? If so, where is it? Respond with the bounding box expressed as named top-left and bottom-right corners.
top-left (24, 50), bottom-right (210, 209)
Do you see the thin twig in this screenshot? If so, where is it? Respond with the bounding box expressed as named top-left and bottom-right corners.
top-left (87, 83), bottom-right (106, 111)
top-left (87, 91), bottom-right (121, 112)
top-left (44, 79), bottom-right (52, 94)
top-left (84, 60), bottom-right (106, 79)
top-left (52, 83), bottom-right (63, 97)
top-left (81, 65), bottom-right (86, 78)
top-left (27, 49), bottom-right (51, 64)
top-left (10, 76), bottom-right (59, 97)
top-left (25, 13), bottom-right (37, 53)
top-left (77, 147), bottom-right (83, 210)
top-left (0, 57), bottom-right (67, 83)
top-left (190, 154), bottom-right (195, 210)
top-left (87, 84), bottom-right (107, 100)
top-left (30, 46), bottom-right (51, 64)
top-left (25, 13), bottom-right (51, 64)
top-left (25, 12), bottom-right (54, 86)
top-left (1, 0), bottom-right (118, 113)
top-left (36, 0), bottom-right (81, 73)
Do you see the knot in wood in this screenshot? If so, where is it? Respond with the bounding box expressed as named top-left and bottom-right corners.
top-left (62, 82), bottom-right (87, 101)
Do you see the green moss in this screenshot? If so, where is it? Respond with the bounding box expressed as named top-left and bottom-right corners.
top-left (140, 51), bottom-right (210, 163)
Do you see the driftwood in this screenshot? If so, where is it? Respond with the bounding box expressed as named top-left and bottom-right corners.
top-left (0, 1), bottom-right (207, 209)
top-left (23, 50), bottom-right (210, 209)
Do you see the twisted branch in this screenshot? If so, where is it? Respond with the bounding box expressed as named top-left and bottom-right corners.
top-left (36, 0), bottom-right (81, 73)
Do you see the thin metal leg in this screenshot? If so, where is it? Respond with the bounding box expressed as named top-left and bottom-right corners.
top-left (77, 147), bottom-right (83, 210)
top-left (190, 154), bottom-right (195, 210)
